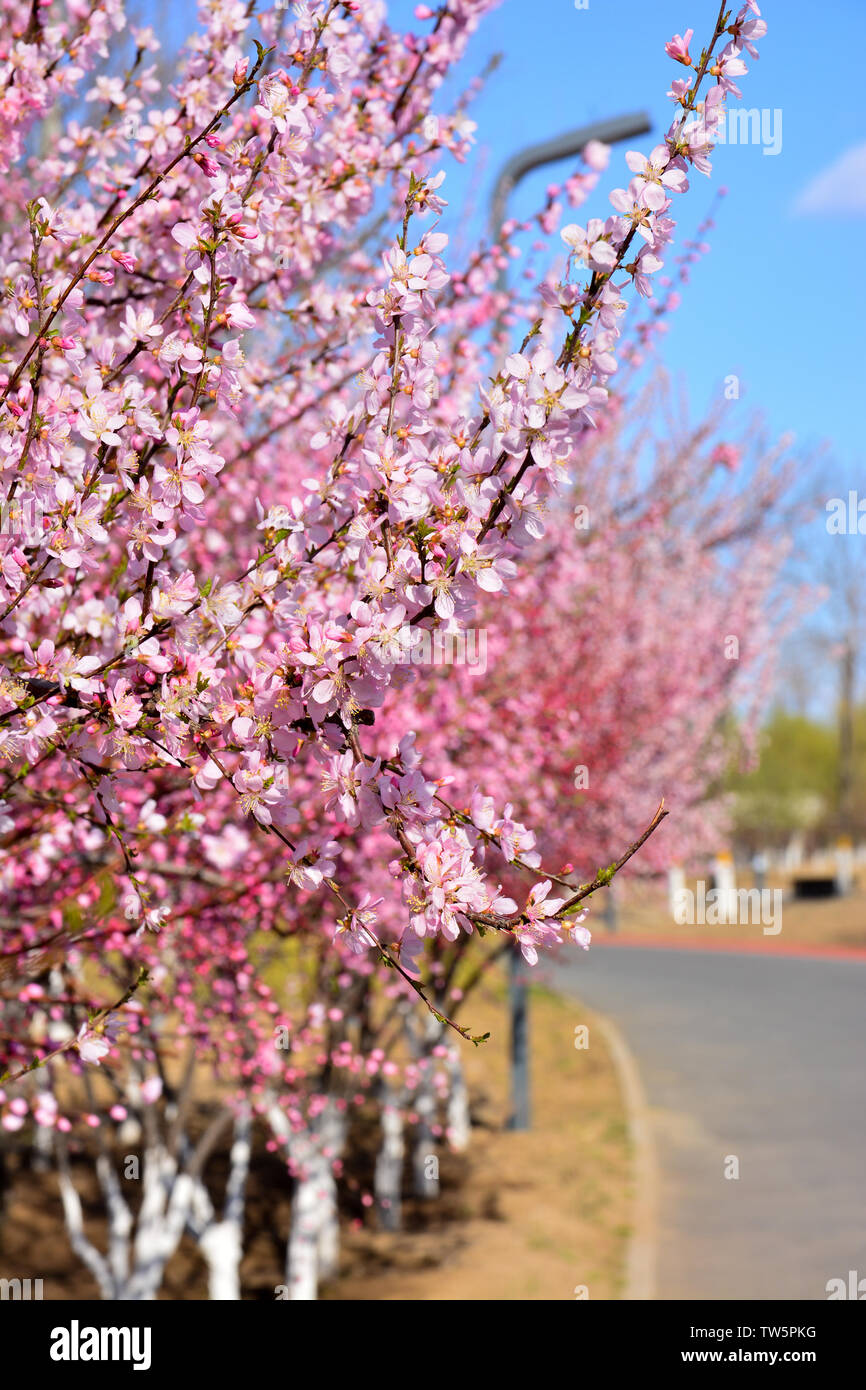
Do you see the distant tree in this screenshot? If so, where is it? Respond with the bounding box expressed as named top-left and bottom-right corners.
top-left (730, 709), bottom-right (839, 850)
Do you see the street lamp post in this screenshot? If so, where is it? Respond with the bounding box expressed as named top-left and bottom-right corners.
top-left (488, 112), bottom-right (651, 250)
top-left (491, 110), bottom-right (651, 1134)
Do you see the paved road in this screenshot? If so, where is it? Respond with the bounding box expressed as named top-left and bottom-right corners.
top-left (552, 945), bottom-right (866, 1300)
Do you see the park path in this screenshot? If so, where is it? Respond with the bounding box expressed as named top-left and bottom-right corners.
top-left (552, 944), bottom-right (866, 1300)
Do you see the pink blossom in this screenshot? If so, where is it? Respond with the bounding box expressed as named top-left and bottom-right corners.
top-left (665, 29), bottom-right (694, 65)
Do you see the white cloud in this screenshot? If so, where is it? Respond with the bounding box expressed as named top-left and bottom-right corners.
top-left (793, 142), bottom-right (866, 216)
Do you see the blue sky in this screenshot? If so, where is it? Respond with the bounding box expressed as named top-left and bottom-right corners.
top-left (388, 0), bottom-right (865, 493)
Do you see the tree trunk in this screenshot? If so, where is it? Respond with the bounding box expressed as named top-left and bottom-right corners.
top-left (374, 1082), bottom-right (405, 1230)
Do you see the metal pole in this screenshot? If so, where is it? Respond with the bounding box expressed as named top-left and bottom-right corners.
top-left (507, 940), bottom-right (531, 1131)
top-left (488, 111), bottom-right (651, 245)
top-left (493, 110), bottom-right (651, 1133)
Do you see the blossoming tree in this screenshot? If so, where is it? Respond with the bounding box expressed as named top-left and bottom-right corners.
top-left (0, 0), bottom-right (771, 1299)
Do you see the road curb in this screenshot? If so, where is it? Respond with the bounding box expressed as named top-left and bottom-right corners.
top-left (593, 1011), bottom-right (659, 1301)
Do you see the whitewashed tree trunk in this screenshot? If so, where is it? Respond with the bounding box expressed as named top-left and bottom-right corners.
top-left (412, 1070), bottom-right (438, 1198)
top-left (269, 1099), bottom-right (318, 1297)
top-left (286, 1146), bottom-right (321, 1301)
top-left (316, 1100), bottom-right (345, 1282)
top-left (374, 1083), bottom-right (405, 1231)
top-left (284, 1098), bottom-right (347, 1301)
top-left (56, 1116), bottom-right (226, 1300)
top-left (188, 1103), bottom-right (251, 1300)
top-left (56, 1142), bottom-right (190, 1301)
top-left (200, 1220), bottom-right (244, 1300)
top-left (410, 1016), bottom-right (443, 1198)
top-left (57, 1159), bottom-right (117, 1300)
top-left (126, 1147), bottom-right (194, 1300)
top-left (445, 1047), bottom-right (471, 1153)
top-left (98, 1153), bottom-right (133, 1291)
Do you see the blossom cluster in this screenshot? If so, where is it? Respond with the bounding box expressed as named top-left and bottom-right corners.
top-left (0, 0), bottom-right (766, 1102)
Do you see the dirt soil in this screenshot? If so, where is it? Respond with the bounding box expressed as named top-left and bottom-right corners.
top-left (0, 981), bottom-right (631, 1302)
top-left (327, 981), bottom-right (631, 1301)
